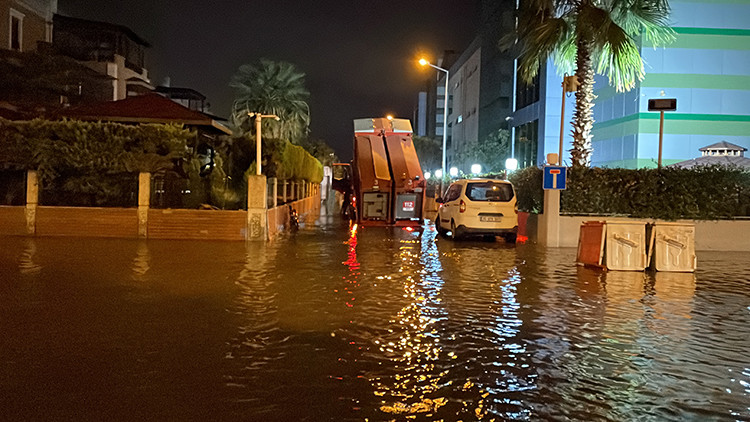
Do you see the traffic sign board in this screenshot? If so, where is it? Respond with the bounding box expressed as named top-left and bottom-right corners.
top-left (543, 166), bottom-right (567, 190)
top-left (648, 98), bottom-right (677, 111)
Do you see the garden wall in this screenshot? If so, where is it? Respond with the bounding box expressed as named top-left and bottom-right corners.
top-left (0, 193), bottom-right (321, 241)
top-left (147, 209), bottom-right (247, 240)
top-left (520, 211), bottom-right (750, 251)
top-left (36, 207), bottom-right (137, 238)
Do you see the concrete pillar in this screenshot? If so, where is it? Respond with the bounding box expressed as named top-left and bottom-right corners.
top-left (539, 189), bottom-right (561, 247)
top-left (247, 174), bottom-right (267, 241)
top-left (25, 170), bottom-right (38, 235)
top-left (281, 180), bottom-right (287, 204)
top-left (138, 172), bottom-right (150, 238)
top-left (269, 177), bottom-right (278, 208)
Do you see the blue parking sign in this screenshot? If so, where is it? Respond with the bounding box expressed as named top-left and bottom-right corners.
top-left (543, 166), bottom-right (567, 190)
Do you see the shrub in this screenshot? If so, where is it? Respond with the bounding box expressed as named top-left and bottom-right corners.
top-left (511, 165), bottom-right (750, 219)
top-left (509, 166), bottom-right (543, 213)
top-left (0, 118), bottom-right (193, 207)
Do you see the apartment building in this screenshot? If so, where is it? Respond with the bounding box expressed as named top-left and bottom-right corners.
top-left (52, 14), bottom-right (153, 101)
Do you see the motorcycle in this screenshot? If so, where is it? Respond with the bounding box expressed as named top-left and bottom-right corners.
top-left (288, 205), bottom-right (299, 232)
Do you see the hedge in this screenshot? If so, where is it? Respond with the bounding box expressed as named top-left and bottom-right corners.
top-left (0, 118), bottom-right (193, 207)
top-left (510, 165), bottom-right (750, 220)
top-left (259, 137), bottom-right (323, 183)
top-left (0, 118), bottom-right (192, 180)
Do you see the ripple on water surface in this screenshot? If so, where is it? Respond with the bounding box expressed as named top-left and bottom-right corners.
top-left (0, 223), bottom-right (748, 420)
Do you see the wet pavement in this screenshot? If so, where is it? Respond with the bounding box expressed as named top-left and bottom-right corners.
top-left (1, 215), bottom-right (749, 421)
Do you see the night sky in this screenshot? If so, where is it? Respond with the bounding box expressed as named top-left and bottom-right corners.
top-left (57, 1), bottom-right (480, 159)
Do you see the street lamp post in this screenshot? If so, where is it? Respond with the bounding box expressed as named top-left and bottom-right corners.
top-left (419, 58), bottom-right (449, 193)
top-left (248, 112), bottom-right (280, 175)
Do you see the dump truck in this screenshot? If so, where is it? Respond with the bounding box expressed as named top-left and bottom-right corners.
top-left (332, 117), bottom-right (426, 227)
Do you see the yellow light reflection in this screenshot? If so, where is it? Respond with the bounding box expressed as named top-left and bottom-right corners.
top-left (373, 228), bottom-right (449, 417)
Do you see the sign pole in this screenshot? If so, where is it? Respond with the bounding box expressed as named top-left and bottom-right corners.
top-left (559, 78), bottom-right (566, 165)
top-left (648, 98), bottom-right (675, 169)
top-left (658, 110), bottom-right (664, 169)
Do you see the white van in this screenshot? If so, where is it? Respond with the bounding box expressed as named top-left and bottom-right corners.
top-left (435, 178), bottom-right (518, 242)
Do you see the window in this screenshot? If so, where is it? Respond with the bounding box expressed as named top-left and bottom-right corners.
top-left (466, 182), bottom-right (514, 202)
top-left (445, 184), bottom-right (462, 202)
top-left (515, 58), bottom-right (540, 109)
top-left (9, 9), bottom-right (24, 51)
top-left (515, 120), bottom-right (539, 169)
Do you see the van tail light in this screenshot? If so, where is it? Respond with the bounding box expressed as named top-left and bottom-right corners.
top-left (459, 199), bottom-right (466, 213)
top-left (514, 203), bottom-right (518, 214)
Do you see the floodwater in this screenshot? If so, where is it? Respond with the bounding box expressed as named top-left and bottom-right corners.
top-left (1, 217), bottom-right (749, 421)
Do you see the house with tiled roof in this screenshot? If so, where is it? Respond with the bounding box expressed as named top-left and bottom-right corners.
top-left (57, 93), bottom-right (231, 136)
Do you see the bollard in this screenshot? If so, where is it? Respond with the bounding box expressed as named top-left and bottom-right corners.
top-left (247, 174), bottom-right (267, 241)
top-left (138, 172), bottom-right (150, 238)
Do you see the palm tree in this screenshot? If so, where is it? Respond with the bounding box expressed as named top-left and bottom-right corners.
top-left (506, 0), bottom-right (674, 167)
top-left (230, 59), bottom-right (311, 144)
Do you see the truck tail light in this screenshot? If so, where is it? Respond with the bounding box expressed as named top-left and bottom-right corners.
top-left (459, 199), bottom-right (466, 213)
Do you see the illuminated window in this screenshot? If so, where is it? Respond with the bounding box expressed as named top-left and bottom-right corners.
top-left (9, 9), bottom-right (24, 51)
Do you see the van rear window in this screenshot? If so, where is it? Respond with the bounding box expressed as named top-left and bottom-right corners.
top-left (466, 182), bottom-right (514, 202)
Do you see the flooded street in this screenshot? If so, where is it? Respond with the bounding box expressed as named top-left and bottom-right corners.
top-left (1, 217), bottom-right (749, 421)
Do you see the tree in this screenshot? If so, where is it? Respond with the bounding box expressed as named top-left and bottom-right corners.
top-left (505, 0), bottom-right (674, 167)
top-left (230, 59), bottom-right (311, 144)
top-left (456, 129), bottom-right (511, 173)
top-left (299, 138), bottom-right (338, 167)
top-left (412, 136), bottom-right (442, 172)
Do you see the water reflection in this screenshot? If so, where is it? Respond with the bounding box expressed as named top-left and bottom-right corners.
top-left (0, 227), bottom-right (748, 420)
top-left (371, 227), bottom-right (448, 417)
top-left (339, 222), bottom-right (360, 309)
top-left (227, 241), bottom-right (278, 379)
top-left (18, 238), bottom-right (41, 274)
top-left (131, 241), bottom-right (151, 279)
top-left (652, 271), bottom-right (696, 322)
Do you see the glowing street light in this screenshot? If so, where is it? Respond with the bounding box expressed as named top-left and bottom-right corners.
top-left (471, 164), bottom-right (482, 174)
top-left (505, 158), bottom-right (518, 172)
top-left (424, 171), bottom-right (432, 179)
top-left (248, 112), bottom-right (280, 175)
top-left (434, 169), bottom-right (443, 179)
top-left (418, 58), bottom-right (449, 189)
top-left (449, 167), bottom-right (459, 177)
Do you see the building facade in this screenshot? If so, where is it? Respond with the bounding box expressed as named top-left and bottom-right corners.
top-left (591, 0), bottom-right (750, 168)
top-left (418, 0), bottom-right (516, 174)
top-left (0, 0), bottom-right (56, 52)
top-left (446, 39), bottom-right (482, 169)
top-left (510, 0), bottom-right (750, 169)
top-left (52, 14), bottom-right (153, 101)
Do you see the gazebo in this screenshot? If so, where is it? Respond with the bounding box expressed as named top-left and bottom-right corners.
top-left (670, 141), bottom-right (750, 169)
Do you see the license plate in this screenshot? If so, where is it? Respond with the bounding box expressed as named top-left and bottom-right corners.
top-left (480, 216), bottom-right (502, 222)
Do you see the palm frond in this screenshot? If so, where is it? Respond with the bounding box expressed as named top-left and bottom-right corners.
top-left (230, 59), bottom-right (311, 142)
top-left (517, 16), bottom-right (570, 83)
top-left (608, 0), bottom-right (675, 46)
top-left (551, 33), bottom-right (577, 75)
top-left (595, 22), bottom-right (645, 92)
